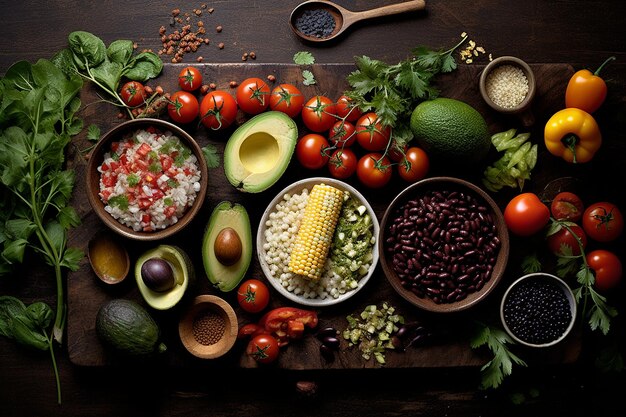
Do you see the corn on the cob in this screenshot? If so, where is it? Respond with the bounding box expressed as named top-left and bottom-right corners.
top-left (289, 184), bottom-right (345, 281)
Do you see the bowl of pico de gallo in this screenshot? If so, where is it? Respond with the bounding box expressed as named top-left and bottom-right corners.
top-left (86, 118), bottom-right (208, 241)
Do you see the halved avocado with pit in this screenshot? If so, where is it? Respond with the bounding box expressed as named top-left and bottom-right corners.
top-left (224, 111), bottom-right (298, 193)
top-left (202, 201), bottom-right (252, 291)
top-left (135, 245), bottom-right (194, 310)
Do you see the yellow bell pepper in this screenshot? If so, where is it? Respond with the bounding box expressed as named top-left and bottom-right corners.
top-left (544, 108), bottom-right (602, 163)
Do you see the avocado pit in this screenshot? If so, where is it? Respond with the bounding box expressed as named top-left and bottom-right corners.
top-left (141, 258), bottom-right (176, 292)
top-left (214, 227), bottom-right (243, 266)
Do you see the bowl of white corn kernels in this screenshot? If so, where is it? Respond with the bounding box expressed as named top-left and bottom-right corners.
top-left (257, 177), bottom-right (379, 307)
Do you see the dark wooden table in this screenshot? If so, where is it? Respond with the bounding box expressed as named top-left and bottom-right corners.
top-left (1, 1), bottom-right (625, 416)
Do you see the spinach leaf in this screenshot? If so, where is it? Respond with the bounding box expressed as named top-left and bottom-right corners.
top-left (124, 51), bottom-right (164, 81)
top-left (0, 296), bottom-right (26, 338)
top-left (68, 30), bottom-right (106, 69)
top-left (91, 61), bottom-right (123, 92)
top-left (50, 49), bottom-right (77, 77)
top-left (107, 39), bottom-right (134, 65)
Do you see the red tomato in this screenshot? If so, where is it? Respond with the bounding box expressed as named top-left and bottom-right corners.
top-left (236, 77), bottom-right (271, 115)
top-left (504, 193), bottom-right (550, 236)
top-left (246, 334), bottom-right (280, 364)
top-left (356, 153), bottom-right (392, 189)
top-left (334, 95), bottom-right (362, 122)
top-left (550, 192), bottom-right (584, 222)
top-left (269, 83), bottom-right (304, 118)
top-left (237, 279), bottom-right (270, 313)
top-left (296, 134), bottom-right (330, 170)
top-left (120, 81), bottom-right (146, 107)
top-left (355, 113), bottom-right (391, 151)
top-left (546, 223), bottom-right (587, 256)
top-left (328, 121), bottom-right (356, 147)
top-left (167, 91), bottom-right (199, 124)
top-left (199, 90), bottom-right (238, 130)
top-left (586, 249), bottom-right (623, 292)
top-left (178, 66), bottom-right (203, 91)
top-left (388, 141), bottom-right (408, 162)
top-left (302, 95), bottom-right (337, 132)
top-left (582, 202), bottom-right (624, 242)
top-left (328, 148), bottom-right (357, 179)
top-left (398, 147), bottom-right (429, 183)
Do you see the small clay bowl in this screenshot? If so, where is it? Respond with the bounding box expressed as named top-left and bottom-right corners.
top-left (479, 56), bottom-right (536, 127)
top-left (379, 177), bottom-right (509, 313)
top-left (86, 118), bottom-right (208, 241)
top-left (500, 273), bottom-right (577, 348)
top-left (179, 295), bottom-right (238, 359)
top-left (87, 231), bottom-right (130, 285)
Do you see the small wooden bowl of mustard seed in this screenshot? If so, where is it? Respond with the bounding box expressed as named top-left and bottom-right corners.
top-left (179, 295), bottom-right (238, 359)
top-left (479, 56), bottom-right (536, 126)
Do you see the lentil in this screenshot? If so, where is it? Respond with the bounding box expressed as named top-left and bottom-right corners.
top-left (192, 310), bottom-right (226, 345)
top-left (485, 64), bottom-right (529, 108)
top-left (294, 9), bottom-right (336, 39)
top-left (502, 277), bottom-right (572, 345)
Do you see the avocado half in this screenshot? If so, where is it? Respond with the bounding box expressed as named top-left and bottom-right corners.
top-left (135, 245), bottom-right (194, 310)
top-left (202, 201), bottom-right (252, 291)
top-left (224, 111), bottom-right (298, 193)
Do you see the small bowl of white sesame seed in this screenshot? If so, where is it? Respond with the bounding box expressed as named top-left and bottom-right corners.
top-left (479, 56), bottom-right (536, 126)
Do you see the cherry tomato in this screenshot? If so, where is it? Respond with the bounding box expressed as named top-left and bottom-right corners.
top-left (269, 83), bottom-right (304, 118)
top-left (550, 191), bottom-right (584, 222)
top-left (586, 249), bottom-right (623, 292)
top-left (167, 91), bottom-right (199, 124)
top-left (582, 202), bottom-right (624, 242)
top-left (546, 223), bottom-right (587, 256)
top-left (120, 81), bottom-right (146, 107)
top-left (328, 148), bottom-right (357, 179)
top-left (236, 77), bottom-right (271, 115)
top-left (504, 193), bottom-right (550, 237)
top-left (237, 279), bottom-right (270, 313)
top-left (302, 95), bottom-right (337, 132)
top-left (295, 134), bottom-right (330, 170)
top-left (246, 334), bottom-right (280, 364)
top-left (398, 147), bottom-right (429, 183)
top-left (334, 95), bottom-right (362, 122)
top-left (328, 121), bottom-right (356, 147)
top-left (356, 153), bottom-right (392, 189)
top-left (355, 112), bottom-right (391, 151)
top-left (178, 66), bottom-right (203, 91)
top-left (199, 90), bottom-right (238, 130)
top-left (388, 141), bottom-right (408, 163)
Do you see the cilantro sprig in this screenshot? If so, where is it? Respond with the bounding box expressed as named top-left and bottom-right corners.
top-left (344, 35), bottom-right (469, 144)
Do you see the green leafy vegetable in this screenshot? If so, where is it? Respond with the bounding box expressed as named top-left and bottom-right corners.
top-left (520, 252), bottom-right (542, 274)
top-left (470, 322), bottom-right (527, 389)
top-left (301, 70), bottom-right (316, 86)
top-left (202, 144), bottom-right (220, 168)
top-left (344, 35), bottom-right (468, 144)
top-left (293, 51), bottom-right (315, 65)
top-left (87, 124), bottom-right (101, 141)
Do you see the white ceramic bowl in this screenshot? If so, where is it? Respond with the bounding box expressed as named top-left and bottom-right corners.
top-left (257, 177), bottom-right (379, 307)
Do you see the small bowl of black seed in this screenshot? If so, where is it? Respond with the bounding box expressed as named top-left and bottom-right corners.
top-left (500, 273), bottom-right (577, 348)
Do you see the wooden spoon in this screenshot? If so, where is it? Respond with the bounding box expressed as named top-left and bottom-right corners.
top-left (290, 0), bottom-right (426, 43)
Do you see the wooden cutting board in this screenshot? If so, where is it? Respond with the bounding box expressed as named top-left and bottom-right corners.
top-left (67, 62), bottom-right (582, 368)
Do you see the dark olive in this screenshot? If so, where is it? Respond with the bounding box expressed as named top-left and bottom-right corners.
top-left (321, 336), bottom-right (340, 350)
top-left (319, 344), bottom-right (335, 362)
top-left (316, 327), bottom-right (338, 341)
top-left (141, 258), bottom-right (176, 292)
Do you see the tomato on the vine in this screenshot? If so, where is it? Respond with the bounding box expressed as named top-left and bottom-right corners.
top-left (302, 95), bottom-right (337, 132)
top-left (582, 202), bottom-right (623, 242)
top-left (504, 193), bottom-right (550, 237)
top-left (237, 279), bottom-right (270, 313)
top-left (178, 66), bottom-right (203, 91)
top-left (199, 90), bottom-right (238, 130)
top-left (355, 112), bottom-right (391, 151)
top-left (586, 249), bottom-right (623, 292)
top-left (356, 153), bottom-right (392, 189)
top-left (120, 81), bottom-right (146, 107)
top-left (236, 77), bottom-right (271, 115)
top-left (295, 134), bottom-right (330, 170)
top-left (328, 148), bottom-right (357, 179)
top-left (388, 140), bottom-right (408, 162)
top-left (269, 83), bottom-right (304, 118)
top-left (246, 334), bottom-right (280, 364)
top-left (546, 223), bottom-right (587, 256)
top-left (328, 121), bottom-right (356, 147)
top-left (334, 95), bottom-right (362, 122)
top-left (550, 192), bottom-right (584, 222)
top-left (167, 91), bottom-right (199, 124)
top-left (398, 147), bottom-right (429, 183)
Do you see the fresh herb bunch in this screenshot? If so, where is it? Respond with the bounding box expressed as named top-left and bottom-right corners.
top-left (344, 35), bottom-right (468, 144)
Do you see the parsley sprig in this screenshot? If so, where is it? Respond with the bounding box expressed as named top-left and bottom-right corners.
top-left (344, 35), bottom-right (468, 144)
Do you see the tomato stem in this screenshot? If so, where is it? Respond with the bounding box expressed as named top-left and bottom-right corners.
top-left (594, 56), bottom-right (616, 76)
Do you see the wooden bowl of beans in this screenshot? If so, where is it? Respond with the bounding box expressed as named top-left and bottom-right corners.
top-left (179, 295), bottom-right (238, 359)
top-left (379, 177), bottom-right (510, 313)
